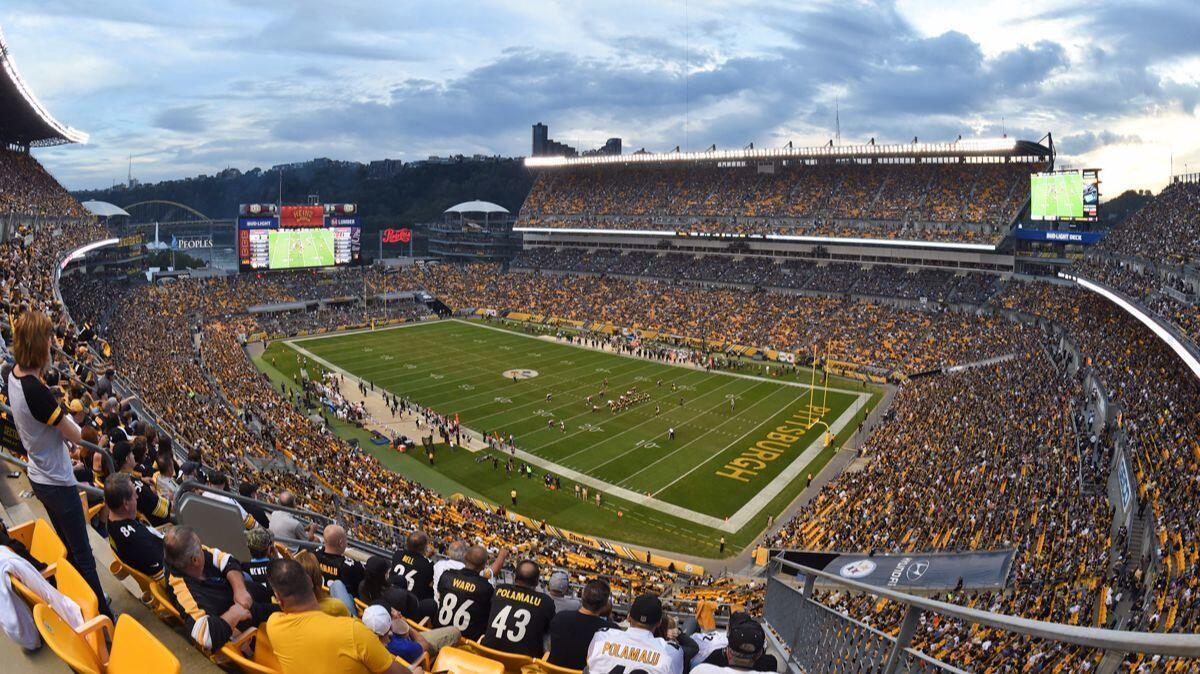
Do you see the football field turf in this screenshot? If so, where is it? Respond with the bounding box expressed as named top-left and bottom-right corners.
top-left (262, 319), bottom-right (879, 555)
top-left (268, 229), bottom-right (335, 269)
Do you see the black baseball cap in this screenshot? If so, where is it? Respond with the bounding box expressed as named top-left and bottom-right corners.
top-left (728, 620), bottom-right (765, 657)
top-left (629, 594), bottom-right (663, 626)
top-left (729, 611), bottom-right (754, 627)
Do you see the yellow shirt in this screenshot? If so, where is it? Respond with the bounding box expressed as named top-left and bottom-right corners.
top-left (320, 595), bottom-right (351, 617)
top-left (266, 610), bottom-right (395, 674)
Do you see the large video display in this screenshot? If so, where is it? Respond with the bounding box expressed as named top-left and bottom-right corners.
top-left (237, 204), bottom-right (361, 271)
top-left (1030, 170), bottom-right (1099, 221)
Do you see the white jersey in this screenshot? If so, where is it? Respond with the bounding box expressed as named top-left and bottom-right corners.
top-left (432, 558), bottom-right (465, 599)
top-left (586, 626), bottom-right (683, 674)
top-left (691, 630), bottom-right (729, 668)
top-left (690, 664), bottom-right (745, 674)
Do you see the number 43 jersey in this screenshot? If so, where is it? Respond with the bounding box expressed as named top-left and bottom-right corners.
top-left (586, 626), bottom-right (684, 674)
top-left (479, 583), bottom-right (556, 656)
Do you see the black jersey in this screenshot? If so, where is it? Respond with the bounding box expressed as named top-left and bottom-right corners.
top-left (479, 583), bottom-right (557, 657)
top-left (390, 550), bottom-right (435, 600)
top-left (131, 475), bottom-right (172, 526)
top-left (313, 548), bottom-right (366, 599)
top-left (435, 567), bottom-right (494, 640)
top-left (106, 517), bottom-right (164, 580)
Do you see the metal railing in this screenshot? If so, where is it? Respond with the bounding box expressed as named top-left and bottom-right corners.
top-left (766, 556), bottom-right (1200, 673)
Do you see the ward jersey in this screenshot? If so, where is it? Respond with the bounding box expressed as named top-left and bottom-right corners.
top-left (435, 567), bottom-right (494, 640)
top-left (586, 626), bottom-right (684, 674)
top-left (479, 583), bottom-right (556, 657)
top-left (390, 550), bottom-right (435, 600)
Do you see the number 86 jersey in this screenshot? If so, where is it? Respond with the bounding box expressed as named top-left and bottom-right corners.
top-left (586, 627), bottom-right (684, 674)
top-left (435, 568), bottom-right (495, 640)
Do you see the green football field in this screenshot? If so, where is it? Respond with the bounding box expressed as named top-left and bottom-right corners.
top-left (258, 319), bottom-right (879, 556)
top-left (268, 229), bottom-right (335, 269)
top-left (1031, 172), bottom-right (1083, 219)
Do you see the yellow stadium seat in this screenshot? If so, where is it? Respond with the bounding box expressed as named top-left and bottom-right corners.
top-left (33, 603), bottom-right (180, 674)
top-left (55, 557), bottom-right (106, 658)
top-left (8, 518), bottom-right (66, 577)
top-left (533, 657), bottom-right (584, 674)
top-left (221, 627), bottom-right (281, 674)
top-left (108, 555), bottom-right (159, 605)
top-left (463, 639), bottom-right (535, 673)
top-left (434, 646), bottom-right (505, 674)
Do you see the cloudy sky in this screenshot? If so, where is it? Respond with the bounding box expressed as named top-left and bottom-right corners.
top-left (4, 0), bottom-right (1198, 195)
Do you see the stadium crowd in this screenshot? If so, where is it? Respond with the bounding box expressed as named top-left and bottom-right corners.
top-left (511, 248), bottom-right (1004, 305)
top-left (518, 161), bottom-right (1039, 243)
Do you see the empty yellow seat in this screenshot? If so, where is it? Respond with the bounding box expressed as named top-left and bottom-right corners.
top-left (33, 602), bottom-right (181, 674)
top-left (533, 657), bottom-right (584, 674)
top-left (463, 639), bottom-right (535, 673)
top-left (434, 646), bottom-right (505, 674)
top-left (8, 518), bottom-right (66, 575)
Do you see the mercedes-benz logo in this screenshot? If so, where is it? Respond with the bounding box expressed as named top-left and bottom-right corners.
top-left (905, 560), bottom-right (930, 581)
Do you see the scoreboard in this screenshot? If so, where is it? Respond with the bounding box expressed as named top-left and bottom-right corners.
top-left (237, 203), bottom-right (362, 271)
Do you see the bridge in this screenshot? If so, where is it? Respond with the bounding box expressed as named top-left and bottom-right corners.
top-left (117, 199), bottom-right (234, 239)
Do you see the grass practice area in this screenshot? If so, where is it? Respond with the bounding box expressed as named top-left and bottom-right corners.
top-left (258, 319), bottom-right (879, 556)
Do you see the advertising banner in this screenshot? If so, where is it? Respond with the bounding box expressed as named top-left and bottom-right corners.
top-left (279, 204), bottom-right (326, 228)
top-left (774, 549), bottom-right (1015, 591)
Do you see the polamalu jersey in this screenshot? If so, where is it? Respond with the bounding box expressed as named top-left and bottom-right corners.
top-left (313, 548), bottom-right (365, 598)
top-left (586, 626), bottom-right (684, 674)
top-left (479, 583), bottom-right (556, 657)
top-left (435, 567), bottom-right (494, 640)
top-left (390, 550), bottom-right (435, 600)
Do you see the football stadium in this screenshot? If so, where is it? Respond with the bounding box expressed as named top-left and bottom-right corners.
top-left (1, 6), bottom-right (1200, 674)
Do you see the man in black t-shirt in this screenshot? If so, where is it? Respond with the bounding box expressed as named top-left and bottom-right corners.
top-left (480, 559), bottom-right (557, 657)
top-left (390, 529), bottom-right (435, 600)
top-left (112, 441), bottom-right (172, 526)
top-left (103, 473), bottom-right (165, 581)
top-left (548, 579), bottom-right (613, 669)
top-left (435, 545), bottom-right (495, 640)
top-left (314, 524), bottom-right (365, 598)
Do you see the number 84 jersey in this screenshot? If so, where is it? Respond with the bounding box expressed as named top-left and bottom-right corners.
top-left (479, 583), bottom-right (556, 657)
top-left (586, 626), bottom-right (684, 674)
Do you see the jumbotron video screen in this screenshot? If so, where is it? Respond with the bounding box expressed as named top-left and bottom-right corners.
top-left (237, 203), bottom-right (361, 271)
top-left (1030, 169), bottom-right (1099, 221)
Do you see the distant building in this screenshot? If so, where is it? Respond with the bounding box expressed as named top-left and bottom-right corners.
top-left (531, 123), bottom-right (620, 158)
top-left (368, 159), bottom-right (403, 179)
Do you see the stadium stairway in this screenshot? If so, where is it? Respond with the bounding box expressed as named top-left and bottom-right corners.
top-left (0, 473), bottom-right (219, 673)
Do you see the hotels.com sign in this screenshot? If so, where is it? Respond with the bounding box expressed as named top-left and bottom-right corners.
top-left (382, 228), bottom-right (412, 244)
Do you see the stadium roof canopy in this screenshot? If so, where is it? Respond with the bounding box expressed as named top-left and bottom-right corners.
top-left (445, 200), bottom-right (509, 214)
top-left (0, 26), bottom-right (88, 147)
top-left (80, 200), bottom-right (130, 217)
top-left (526, 137), bottom-right (1050, 169)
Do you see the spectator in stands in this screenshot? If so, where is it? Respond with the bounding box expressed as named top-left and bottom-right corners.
top-left (243, 527), bottom-right (274, 592)
top-left (203, 471), bottom-right (254, 529)
top-left (548, 579), bottom-right (613, 670)
top-left (586, 594), bottom-right (683, 674)
top-left (238, 481), bottom-right (272, 529)
top-left (547, 569), bottom-right (580, 612)
top-left (103, 472), bottom-right (165, 581)
top-left (163, 525), bottom-right (276, 652)
top-left (480, 559), bottom-right (556, 657)
top-left (6, 310), bottom-right (111, 617)
top-left (434, 544), bottom-right (496, 640)
top-left (365, 593), bottom-right (460, 662)
top-left (390, 529), bottom-right (435, 600)
top-left (268, 489), bottom-right (318, 543)
top-left (690, 620), bottom-right (767, 674)
top-left (264, 558), bottom-right (407, 674)
top-left (315, 523), bottom-right (366, 606)
top-left (431, 539), bottom-right (467, 597)
top-left (153, 448), bottom-right (179, 500)
top-left (691, 612), bottom-right (777, 672)
top-left (293, 550), bottom-right (351, 617)
top-left (111, 440), bottom-right (172, 525)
